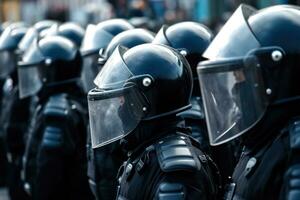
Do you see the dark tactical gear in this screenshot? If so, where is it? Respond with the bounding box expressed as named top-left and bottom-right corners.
top-left (0, 24), bottom-right (30, 199)
top-left (88, 44), bottom-right (220, 199)
top-left (19, 36), bottom-right (92, 200)
top-left (224, 116), bottom-right (300, 200)
top-left (153, 21), bottom-right (237, 181)
top-left (22, 90), bottom-right (92, 200)
top-left (117, 130), bottom-right (219, 200)
top-left (197, 4), bottom-right (300, 200)
top-left (87, 28), bottom-right (153, 200)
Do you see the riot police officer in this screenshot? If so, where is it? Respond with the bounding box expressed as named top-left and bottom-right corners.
top-left (19, 36), bottom-right (92, 200)
top-left (88, 44), bottom-right (220, 199)
top-left (0, 24), bottom-right (30, 200)
top-left (153, 22), bottom-right (238, 183)
top-left (87, 28), bottom-right (154, 200)
top-left (197, 4), bottom-right (300, 199)
top-left (80, 19), bottom-right (134, 92)
top-left (152, 21), bottom-right (212, 150)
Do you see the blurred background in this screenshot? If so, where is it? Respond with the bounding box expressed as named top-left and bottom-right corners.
top-left (1, 0), bottom-right (300, 32)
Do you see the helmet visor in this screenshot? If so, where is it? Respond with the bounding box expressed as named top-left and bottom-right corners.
top-left (0, 51), bottom-right (16, 78)
top-left (88, 86), bottom-right (146, 148)
top-left (203, 4), bottom-right (259, 59)
top-left (197, 55), bottom-right (268, 145)
top-left (21, 40), bottom-right (45, 66)
top-left (18, 64), bottom-right (43, 99)
top-left (81, 53), bottom-right (100, 92)
top-left (18, 28), bottom-right (38, 53)
top-left (80, 24), bottom-right (114, 56)
top-left (93, 46), bottom-right (133, 90)
top-left (152, 25), bottom-right (170, 46)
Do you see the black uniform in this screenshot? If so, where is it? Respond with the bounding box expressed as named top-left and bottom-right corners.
top-left (87, 44), bottom-right (220, 199)
top-left (117, 129), bottom-right (219, 200)
top-left (153, 22), bottom-right (238, 182)
top-left (0, 24), bottom-right (29, 199)
top-left (1, 74), bottom-right (31, 200)
top-left (86, 28), bottom-right (154, 200)
top-left (18, 36), bottom-right (93, 200)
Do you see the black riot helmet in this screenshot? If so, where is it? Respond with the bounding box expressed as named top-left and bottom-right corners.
top-left (80, 20), bottom-right (134, 92)
top-left (88, 44), bottom-right (193, 148)
top-left (197, 4), bottom-right (300, 146)
top-left (0, 25), bottom-right (28, 78)
top-left (153, 22), bottom-right (212, 76)
top-left (17, 20), bottom-right (59, 55)
top-left (33, 20), bottom-right (58, 33)
top-left (17, 36), bottom-right (82, 99)
top-left (45, 22), bottom-right (85, 47)
top-left (99, 28), bottom-right (154, 62)
top-left (80, 19), bottom-right (134, 57)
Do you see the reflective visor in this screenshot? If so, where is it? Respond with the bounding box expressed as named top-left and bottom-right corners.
top-left (20, 40), bottom-right (44, 66)
top-left (93, 46), bottom-right (133, 90)
top-left (18, 28), bottom-right (38, 53)
top-left (80, 24), bottom-right (114, 56)
top-left (198, 55), bottom-right (268, 145)
top-left (18, 64), bottom-right (43, 99)
top-left (88, 86), bottom-right (146, 148)
top-left (17, 41), bottom-right (44, 98)
top-left (152, 25), bottom-right (171, 46)
top-left (81, 53), bottom-right (100, 92)
top-left (0, 51), bottom-right (16, 78)
top-left (203, 4), bottom-right (259, 59)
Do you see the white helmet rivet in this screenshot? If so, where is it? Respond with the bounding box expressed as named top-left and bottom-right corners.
top-left (266, 88), bottom-right (272, 95)
top-left (45, 58), bottom-right (52, 65)
top-left (271, 50), bottom-right (283, 62)
top-left (180, 49), bottom-right (187, 56)
top-left (142, 77), bottom-right (152, 87)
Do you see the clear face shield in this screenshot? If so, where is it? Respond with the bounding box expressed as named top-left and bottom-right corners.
top-left (80, 24), bottom-right (114, 56)
top-left (18, 28), bottom-right (38, 54)
top-left (198, 56), bottom-right (268, 145)
top-left (81, 53), bottom-right (100, 93)
top-left (88, 47), bottom-right (147, 148)
top-left (0, 50), bottom-right (16, 79)
top-left (152, 25), bottom-right (171, 46)
top-left (17, 41), bottom-right (45, 99)
top-left (197, 5), bottom-right (270, 145)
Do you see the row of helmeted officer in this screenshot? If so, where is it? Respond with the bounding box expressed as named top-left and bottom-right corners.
top-left (0, 3), bottom-right (299, 200)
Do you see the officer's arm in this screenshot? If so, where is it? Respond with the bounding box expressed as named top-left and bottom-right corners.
top-left (282, 120), bottom-right (300, 200)
top-left (154, 136), bottom-right (213, 200)
top-left (282, 164), bottom-right (300, 200)
top-left (35, 94), bottom-right (75, 198)
top-left (155, 182), bottom-right (186, 200)
top-left (36, 125), bottom-right (65, 199)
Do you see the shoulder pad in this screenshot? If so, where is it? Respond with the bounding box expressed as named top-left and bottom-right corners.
top-left (178, 97), bottom-right (204, 120)
top-left (43, 94), bottom-right (70, 121)
top-left (156, 182), bottom-right (185, 200)
top-left (289, 119), bottom-right (300, 150)
top-left (41, 126), bottom-right (64, 149)
top-left (156, 135), bottom-right (200, 172)
top-left (284, 164), bottom-right (300, 199)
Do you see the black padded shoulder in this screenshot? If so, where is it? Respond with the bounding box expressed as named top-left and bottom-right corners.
top-left (156, 135), bottom-right (201, 172)
top-left (43, 93), bottom-right (70, 122)
top-left (156, 182), bottom-right (185, 200)
top-left (284, 164), bottom-right (300, 200)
